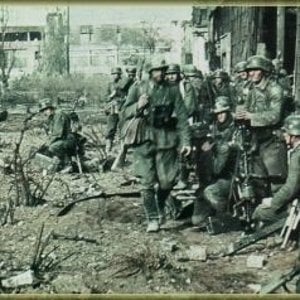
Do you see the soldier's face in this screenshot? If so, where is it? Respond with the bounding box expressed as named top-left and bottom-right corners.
top-left (217, 112), bottom-right (227, 123)
top-left (213, 77), bottom-right (223, 87)
top-left (112, 73), bottom-right (121, 81)
top-left (166, 73), bottom-right (179, 83)
top-left (248, 69), bottom-right (264, 83)
top-left (44, 108), bottom-right (52, 117)
top-left (151, 70), bottom-right (164, 83)
top-left (283, 132), bottom-right (292, 147)
top-left (127, 73), bottom-right (136, 79)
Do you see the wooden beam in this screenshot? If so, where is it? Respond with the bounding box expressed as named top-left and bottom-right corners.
top-left (277, 7), bottom-right (285, 58)
top-left (294, 8), bottom-right (300, 112)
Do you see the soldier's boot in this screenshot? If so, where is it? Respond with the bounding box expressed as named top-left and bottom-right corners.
top-left (59, 155), bottom-right (73, 174)
top-left (142, 189), bottom-right (160, 233)
top-left (105, 139), bottom-right (113, 156)
top-left (157, 189), bottom-right (171, 225)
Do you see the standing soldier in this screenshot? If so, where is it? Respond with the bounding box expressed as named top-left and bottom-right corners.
top-left (122, 61), bottom-right (191, 232)
top-left (236, 55), bottom-right (288, 193)
top-left (272, 57), bottom-right (295, 119)
top-left (111, 66), bottom-right (138, 169)
top-left (253, 115), bottom-right (300, 225)
top-left (167, 64), bottom-right (198, 189)
top-left (233, 61), bottom-right (251, 106)
top-left (105, 67), bottom-right (125, 155)
top-left (183, 65), bottom-right (204, 122)
top-left (211, 69), bottom-right (236, 110)
top-left (165, 63), bottom-right (181, 85)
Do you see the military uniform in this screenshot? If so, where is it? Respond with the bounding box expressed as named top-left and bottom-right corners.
top-left (192, 97), bottom-right (236, 224)
top-left (253, 115), bottom-right (300, 223)
top-left (233, 61), bottom-right (251, 106)
top-left (243, 56), bottom-right (288, 192)
top-left (38, 99), bottom-right (77, 168)
top-left (123, 64), bottom-right (191, 232)
top-left (211, 70), bottom-right (237, 110)
top-left (105, 68), bottom-right (125, 152)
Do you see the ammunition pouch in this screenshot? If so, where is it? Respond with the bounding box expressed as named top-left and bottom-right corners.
top-left (150, 105), bottom-right (176, 129)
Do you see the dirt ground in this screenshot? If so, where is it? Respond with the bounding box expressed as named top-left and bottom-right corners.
top-left (0, 107), bottom-right (298, 295)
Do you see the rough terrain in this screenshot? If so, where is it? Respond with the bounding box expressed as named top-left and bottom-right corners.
top-left (0, 106), bottom-right (298, 295)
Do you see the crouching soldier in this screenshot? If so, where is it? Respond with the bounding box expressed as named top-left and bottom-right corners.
top-left (192, 97), bottom-right (236, 225)
top-left (37, 98), bottom-right (78, 172)
top-left (253, 115), bottom-right (300, 225)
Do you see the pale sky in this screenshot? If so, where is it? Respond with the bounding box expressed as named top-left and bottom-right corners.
top-left (6, 4), bottom-right (193, 27)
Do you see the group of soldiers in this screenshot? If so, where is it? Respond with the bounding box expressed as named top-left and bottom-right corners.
top-left (104, 54), bottom-right (299, 235)
top-left (30, 53), bottom-right (299, 238)
top-left (3, 53), bottom-right (297, 290)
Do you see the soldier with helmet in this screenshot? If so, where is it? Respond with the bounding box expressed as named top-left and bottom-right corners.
top-left (253, 114), bottom-right (300, 224)
top-left (165, 63), bottom-right (181, 85)
top-left (122, 60), bottom-right (191, 233)
top-left (192, 96), bottom-right (236, 225)
top-left (37, 98), bottom-right (78, 172)
top-left (272, 57), bottom-right (295, 118)
top-left (233, 61), bottom-right (251, 106)
top-left (236, 55), bottom-right (288, 193)
top-left (210, 69), bottom-right (236, 110)
top-left (105, 67), bottom-right (124, 155)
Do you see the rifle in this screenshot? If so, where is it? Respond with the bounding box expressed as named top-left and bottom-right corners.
top-left (259, 265), bottom-right (300, 294)
top-left (204, 75), bottom-right (214, 120)
top-left (223, 217), bottom-right (286, 257)
top-left (57, 190), bottom-right (141, 217)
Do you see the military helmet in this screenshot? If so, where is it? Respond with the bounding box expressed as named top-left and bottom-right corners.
top-left (213, 96), bottom-right (231, 114)
top-left (245, 55), bottom-right (273, 73)
top-left (211, 69), bottom-right (229, 80)
top-left (234, 61), bottom-right (247, 73)
top-left (111, 67), bottom-right (122, 75)
top-left (165, 63), bottom-right (181, 74)
top-left (39, 98), bottom-right (54, 112)
top-left (148, 59), bottom-right (168, 74)
top-left (126, 66), bottom-right (137, 74)
top-left (282, 115), bottom-right (300, 136)
top-left (182, 64), bottom-right (203, 79)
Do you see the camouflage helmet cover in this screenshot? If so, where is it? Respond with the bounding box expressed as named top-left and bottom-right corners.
top-left (111, 67), bottom-right (122, 75)
top-left (148, 59), bottom-right (168, 74)
top-left (126, 66), bottom-right (137, 74)
top-left (234, 61), bottom-right (247, 73)
top-left (282, 115), bottom-right (300, 136)
top-left (165, 63), bottom-right (181, 74)
top-left (182, 64), bottom-right (203, 78)
top-left (245, 55), bottom-right (273, 73)
top-left (213, 96), bottom-right (231, 114)
top-left (211, 69), bottom-right (229, 80)
top-left (39, 98), bottom-right (55, 112)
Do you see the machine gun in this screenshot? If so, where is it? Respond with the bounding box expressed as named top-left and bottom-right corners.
top-left (230, 120), bottom-right (268, 229)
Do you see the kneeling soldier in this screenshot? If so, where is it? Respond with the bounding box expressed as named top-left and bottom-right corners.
top-left (192, 96), bottom-right (236, 225)
top-left (253, 115), bottom-right (300, 224)
top-left (38, 98), bottom-right (77, 172)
